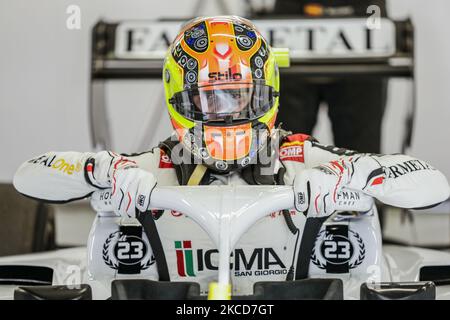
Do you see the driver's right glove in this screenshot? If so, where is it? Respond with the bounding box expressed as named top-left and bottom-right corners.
top-left (293, 156), bottom-right (383, 218)
top-left (84, 151), bottom-right (157, 218)
top-left (293, 162), bottom-right (351, 218)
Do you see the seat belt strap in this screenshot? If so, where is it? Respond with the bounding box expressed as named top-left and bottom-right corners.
top-left (295, 216), bottom-right (327, 280)
top-left (137, 212), bottom-right (170, 281)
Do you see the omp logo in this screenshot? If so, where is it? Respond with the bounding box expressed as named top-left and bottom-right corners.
top-left (279, 141), bottom-right (304, 162)
top-left (175, 241), bottom-right (196, 277)
top-left (51, 158), bottom-right (82, 175)
top-left (159, 149), bottom-right (174, 169)
top-left (280, 146), bottom-right (302, 157)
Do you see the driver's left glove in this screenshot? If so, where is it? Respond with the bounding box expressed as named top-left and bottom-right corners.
top-left (110, 167), bottom-right (156, 218)
top-left (84, 151), bottom-right (157, 218)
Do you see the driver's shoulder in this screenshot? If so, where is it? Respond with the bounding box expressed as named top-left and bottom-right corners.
top-left (277, 130), bottom-right (317, 163)
top-left (275, 132), bottom-right (315, 184)
top-left (280, 132), bottom-right (316, 145)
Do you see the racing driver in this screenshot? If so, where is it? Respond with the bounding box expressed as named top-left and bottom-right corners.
top-left (13, 16), bottom-right (450, 296)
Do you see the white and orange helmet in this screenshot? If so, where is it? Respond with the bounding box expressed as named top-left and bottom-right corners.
top-left (163, 16), bottom-right (280, 172)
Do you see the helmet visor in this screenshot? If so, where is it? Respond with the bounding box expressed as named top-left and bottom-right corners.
top-left (170, 81), bottom-right (278, 122)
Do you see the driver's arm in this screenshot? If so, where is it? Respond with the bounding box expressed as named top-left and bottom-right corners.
top-left (301, 139), bottom-right (450, 209)
top-left (13, 151), bottom-right (98, 202)
top-left (13, 151), bottom-right (157, 214)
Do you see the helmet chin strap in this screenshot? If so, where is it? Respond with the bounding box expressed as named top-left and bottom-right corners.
top-left (187, 165), bottom-right (208, 186)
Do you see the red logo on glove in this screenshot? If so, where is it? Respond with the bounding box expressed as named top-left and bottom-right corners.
top-left (159, 149), bottom-right (174, 169)
top-left (370, 176), bottom-right (384, 186)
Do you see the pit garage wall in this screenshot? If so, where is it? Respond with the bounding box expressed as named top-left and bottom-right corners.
top-left (1, 0), bottom-right (450, 183)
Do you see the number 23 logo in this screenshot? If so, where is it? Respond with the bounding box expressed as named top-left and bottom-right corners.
top-left (117, 241), bottom-right (144, 260)
top-left (323, 240), bottom-right (351, 259)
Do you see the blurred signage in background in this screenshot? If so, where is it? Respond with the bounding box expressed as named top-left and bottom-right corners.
top-left (92, 17), bottom-right (412, 152)
top-left (114, 18), bottom-right (396, 60)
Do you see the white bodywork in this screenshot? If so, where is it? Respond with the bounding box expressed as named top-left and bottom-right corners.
top-left (0, 186), bottom-right (449, 300)
top-left (90, 185), bottom-right (374, 295)
top-left (1, 245), bottom-right (449, 300)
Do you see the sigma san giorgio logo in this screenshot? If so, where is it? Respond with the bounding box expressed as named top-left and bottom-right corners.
top-left (175, 240), bottom-right (287, 277)
top-left (175, 241), bottom-right (196, 277)
top-left (103, 230), bottom-right (155, 274)
top-left (311, 227), bottom-right (365, 273)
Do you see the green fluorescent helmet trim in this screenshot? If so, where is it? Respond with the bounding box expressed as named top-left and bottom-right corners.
top-left (167, 104), bottom-right (195, 129)
top-left (272, 48), bottom-right (290, 68)
top-left (163, 52), bottom-right (184, 99)
top-left (264, 53), bottom-right (280, 91)
top-left (163, 50), bottom-right (195, 129)
top-left (258, 101), bottom-right (278, 124)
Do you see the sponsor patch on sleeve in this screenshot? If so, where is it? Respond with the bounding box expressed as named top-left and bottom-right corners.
top-left (279, 141), bottom-right (305, 162)
top-left (159, 149), bottom-right (174, 169)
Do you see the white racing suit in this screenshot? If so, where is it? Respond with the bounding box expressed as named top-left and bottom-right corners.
top-left (13, 131), bottom-right (450, 296)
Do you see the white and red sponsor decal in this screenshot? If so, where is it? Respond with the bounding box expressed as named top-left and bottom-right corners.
top-left (159, 149), bottom-right (174, 169)
top-left (270, 210), bottom-right (297, 218)
top-left (171, 210), bottom-right (183, 217)
top-left (370, 175), bottom-right (384, 186)
top-left (279, 141), bottom-right (304, 162)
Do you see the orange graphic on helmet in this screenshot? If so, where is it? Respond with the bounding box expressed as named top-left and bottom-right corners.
top-left (163, 16), bottom-right (280, 172)
top-left (204, 123), bottom-right (252, 161)
top-left (170, 16), bottom-right (270, 89)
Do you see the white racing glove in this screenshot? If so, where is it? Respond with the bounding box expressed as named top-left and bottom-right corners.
top-left (85, 151), bottom-right (157, 218)
top-left (293, 159), bottom-right (354, 217)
